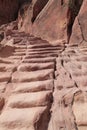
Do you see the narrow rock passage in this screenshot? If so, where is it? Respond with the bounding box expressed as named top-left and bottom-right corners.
top-left (0, 31), bottom-right (87, 130)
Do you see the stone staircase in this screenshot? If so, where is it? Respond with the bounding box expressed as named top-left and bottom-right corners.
top-left (0, 31), bottom-right (87, 130)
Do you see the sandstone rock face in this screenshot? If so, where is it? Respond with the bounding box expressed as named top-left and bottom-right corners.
top-left (0, 0), bottom-right (84, 43)
top-left (18, 0), bottom-right (69, 42)
top-left (70, 0), bottom-right (87, 44)
top-left (18, 0), bottom-right (83, 43)
top-left (32, 0), bottom-right (68, 42)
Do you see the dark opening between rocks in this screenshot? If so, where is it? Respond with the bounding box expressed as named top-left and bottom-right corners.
top-left (61, 0), bottom-right (64, 5)
top-left (31, 0), bottom-right (49, 23)
top-left (67, 0), bottom-right (83, 43)
top-left (0, 0), bottom-right (30, 26)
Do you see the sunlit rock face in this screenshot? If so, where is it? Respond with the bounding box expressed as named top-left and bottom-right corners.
top-left (18, 0), bottom-right (83, 43)
top-left (0, 0), bottom-right (84, 43)
top-left (18, 0), bottom-right (69, 42)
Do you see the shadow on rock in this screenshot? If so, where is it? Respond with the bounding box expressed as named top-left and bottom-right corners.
top-left (0, 45), bottom-right (15, 58)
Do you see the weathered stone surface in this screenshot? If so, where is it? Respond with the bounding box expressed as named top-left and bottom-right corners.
top-left (12, 69), bottom-right (54, 82)
top-left (69, 17), bottom-right (83, 44)
top-left (18, 0), bottom-right (68, 42)
top-left (70, 0), bottom-right (87, 44)
top-left (0, 83), bottom-right (6, 93)
top-left (0, 25), bottom-right (87, 130)
top-left (0, 107), bottom-right (49, 130)
top-left (0, 45), bottom-right (15, 58)
top-left (23, 57), bottom-right (56, 63)
top-left (7, 91), bottom-right (52, 108)
top-left (17, 62), bottom-right (54, 71)
top-left (0, 72), bottom-right (11, 82)
top-left (12, 80), bottom-right (53, 93)
top-left (0, 64), bottom-right (16, 72)
top-left (73, 92), bottom-right (87, 130)
top-left (0, 0), bottom-right (85, 44)
top-left (17, 0), bottom-right (83, 43)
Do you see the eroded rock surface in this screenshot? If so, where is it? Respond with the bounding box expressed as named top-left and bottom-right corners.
top-left (0, 0), bottom-right (85, 43)
top-left (0, 0), bottom-right (87, 129)
top-left (70, 0), bottom-right (87, 45)
top-left (18, 0), bottom-right (84, 43)
top-left (18, 0), bottom-right (69, 42)
top-left (0, 29), bottom-right (87, 130)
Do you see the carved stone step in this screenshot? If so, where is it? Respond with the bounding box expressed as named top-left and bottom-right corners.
top-left (12, 69), bottom-right (54, 83)
top-left (17, 62), bottom-right (54, 71)
top-left (25, 54), bottom-right (58, 58)
top-left (23, 57), bottom-right (56, 63)
top-left (0, 72), bottom-right (11, 82)
top-left (6, 91), bottom-right (52, 108)
top-left (11, 80), bottom-right (53, 93)
top-left (0, 107), bottom-right (49, 130)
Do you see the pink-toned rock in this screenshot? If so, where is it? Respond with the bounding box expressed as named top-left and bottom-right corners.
top-left (12, 69), bottom-right (54, 82)
top-left (0, 72), bottom-right (11, 82)
top-left (12, 80), bottom-right (53, 93)
top-left (73, 92), bottom-right (87, 130)
top-left (7, 91), bottom-right (52, 108)
top-left (18, 0), bottom-right (70, 43)
top-left (70, 0), bottom-right (87, 44)
top-left (1, 7), bottom-right (87, 130)
top-left (69, 17), bottom-right (83, 44)
top-left (17, 62), bottom-right (54, 71)
top-left (23, 57), bottom-right (56, 63)
top-left (0, 107), bottom-right (49, 130)
top-left (0, 64), bottom-right (16, 72)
